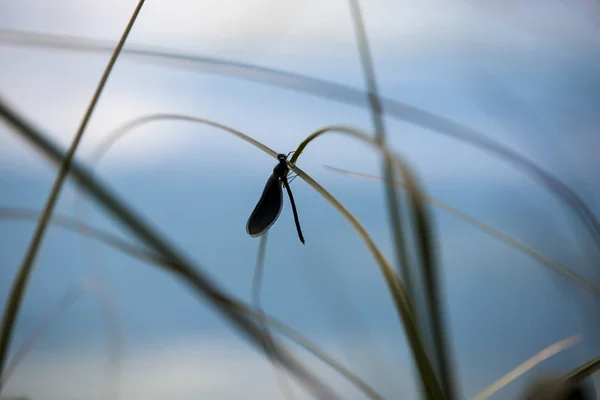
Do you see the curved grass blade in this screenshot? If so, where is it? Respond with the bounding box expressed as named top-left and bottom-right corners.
top-left (291, 125), bottom-right (455, 399)
top-left (474, 334), bottom-right (583, 400)
top-left (0, 206), bottom-right (384, 400)
top-left (3, 29), bottom-right (598, 257)
top-left (324, 165), bottom-right (600, 299)
top-left (0, 99), bottom-right (343, 400)
top-left (247, 173), bottom-right (283, 238)
top-left (2, 28), bottom-right (599, 259)
top-left (82, 112), bottom-right (443, 397)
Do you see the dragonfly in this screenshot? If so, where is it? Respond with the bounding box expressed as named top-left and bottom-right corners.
top-left (246, 152), bottom-right (305, 244)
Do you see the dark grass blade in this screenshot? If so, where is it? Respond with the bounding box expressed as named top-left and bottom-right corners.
top-left (247, 173), bottom-right (283, 237)
top-left (282, 176), bottom-right (305, 244)
top-left (0, 1), bottom-right (146, 387)
top-left (348, 0), bottom-right (456, 397)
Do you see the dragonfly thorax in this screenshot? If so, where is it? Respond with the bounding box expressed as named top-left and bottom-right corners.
top-left (273, 158), bottom-right (288, 178)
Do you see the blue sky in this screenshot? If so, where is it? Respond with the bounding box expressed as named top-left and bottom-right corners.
top-left (1, 1), bottom-right (600, 399)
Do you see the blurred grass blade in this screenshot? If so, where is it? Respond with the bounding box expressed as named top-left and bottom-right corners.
top-left (0, 98), bottom-right (343, 400)
top-left (2, 29), bottom-right (598, 256)
top-left (475, 334), bottom-right (583, 400)
top-left (86, 112), bottom-right (443, 398)
top-left (562, 354), bottom-right (600, 387)
top-left (0, 1), bottom-right (146, 389)
top-left (291, 125), bottom-right (451, 399)
top-left (0, 206), bottom-right (385, 400)
top-left (0, 277), bottom-right (122, 400)
top-left (81, 112), bottom-right (421, 396)
top-left (324, 166), bottom-right (600, 299)
top-left (346, 3), bottom-right (442, 399)
top-left (348, 0), bottom-right (455, 397)
top-left (1, 285), bottom-right (82, 386)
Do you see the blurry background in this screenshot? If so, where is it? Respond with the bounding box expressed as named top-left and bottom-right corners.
top-left (0, 0), bottom-right (599, 399)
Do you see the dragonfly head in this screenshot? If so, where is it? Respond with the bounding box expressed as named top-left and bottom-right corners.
top-left (277, 153), bottom-right (287, 161)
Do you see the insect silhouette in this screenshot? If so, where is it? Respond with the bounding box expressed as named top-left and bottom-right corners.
top-left (246, 152), bottom-right (305, 244)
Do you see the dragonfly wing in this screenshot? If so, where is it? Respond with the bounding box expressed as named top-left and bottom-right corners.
top-left (246, 173), bottom-right (283, 237)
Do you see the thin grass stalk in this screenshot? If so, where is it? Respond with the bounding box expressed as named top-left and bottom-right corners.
top-left (0, 98), bottom-right (343, 400)
top-left (0, 2), bottom-right (146, 388)
top-left (252, 233), bottom-right (298, 400)
top-left (89, 114), bottom-right (276, 162)
top-left (288, 159), bottom-right (441, 397)
top-left (323, 166), bottom-right (600, 299)
top-left (474, 334), bottom-right (583, 400)
top-left (347, 0), bottom-right (417, 370)
top-left (0, 206), bottom-right (384, 400)
top-left (2, 29), bottom-right (598, 253)
top-left (403, 159), bottom-right (457, 400)
top-left (347, 1), bottom-right (456, 398)
top-left (328, 166), bottom-right (600, 387)
top-left (562, 355), bottom-right (600, 386)
top-left (291, 128), bottom-right (448, 399)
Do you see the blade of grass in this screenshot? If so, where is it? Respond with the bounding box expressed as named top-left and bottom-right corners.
top-left (79, 112), bottom-right (442, 397)
top-left (288, 157), bottom-right (442, 399)
top-left (0, 0), bottom-right (146, 388)
top-left (348, 2), bottom-right (457, 397)
top-left (291, 125), bottom-right (463, 399)
top-left (0, 99), bottom-right (344, 400)
top-left (88, 113), bottom-right (277, 162)
top-left (561, 354), bottom-right (600, 386)
top-left (75, 110), bottom-right (392, 395)
top-left (0, 206), bottom-right (384, 400)
top-left (474, 334), bottom-right (583, 400)
top-left (326, 165), bottom-right (600, 381)
top-left (323, 166), bottom-right (600, 299)
top-left (0, 206), bottom-right (166, 265)
top-left (3, 30), bottom-right (598, 255)
top-left (346, 4), bottom-right (431, 398)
